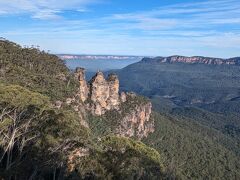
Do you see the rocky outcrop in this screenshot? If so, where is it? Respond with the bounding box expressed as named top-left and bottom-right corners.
top-left (141, 56), bottom-right (240, 65)
top-left (75, 68), bottom-right (89, 102)
top-left (120, 92), bottom-right (127, 103)
top-left (70, 68), bottom-right (154, 139)
top-left (74, 69), bottom-right (121, 115)
top-left (116, 102), bottom-right (154, 139)
top-left (89, 71), bottom-right (110, 115)
top-left (107, 74), bottom-right (120, 107)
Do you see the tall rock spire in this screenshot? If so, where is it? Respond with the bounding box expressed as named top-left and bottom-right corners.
top-left (74, 68), bottom-right (122, 115)
top-left (89, 71), bottom-right (110, 115)
top-left (88, 72), bottom-right (121, 115)
top-left (74, 68), bottom-right (89, 102)
top-left (107, 73), bottom-right (120, 107)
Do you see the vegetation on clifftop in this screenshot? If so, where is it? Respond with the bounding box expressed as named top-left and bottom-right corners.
top-left (0, 39), bottom-right (78, 100)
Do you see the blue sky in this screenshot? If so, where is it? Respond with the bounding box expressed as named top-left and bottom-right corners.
top-left (0, 0), bottom-right (240, 57)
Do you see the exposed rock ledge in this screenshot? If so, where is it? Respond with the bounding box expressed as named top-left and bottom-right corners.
top-left (59, 68), bottom-right (154, 139)
top-left (116, 102), bottom-right (154, 139)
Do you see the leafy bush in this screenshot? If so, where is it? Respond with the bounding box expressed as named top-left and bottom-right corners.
top-left (0, 83), bottom-right (50, 110)
top-left (68, 136), bottom-right (165, 180)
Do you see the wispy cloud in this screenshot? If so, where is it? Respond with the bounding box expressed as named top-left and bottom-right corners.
top-left (0, 0), bottom-right (97, 19)
top-left (109, 0), bottom-right (240, 31)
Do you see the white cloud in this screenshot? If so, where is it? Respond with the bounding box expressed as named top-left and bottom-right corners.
top-left (0, 0), bottom-right (96, 19)
top-left (110, 0), bottom-right (240, 31)
top-left (32, 9), bottom-right (61, 19)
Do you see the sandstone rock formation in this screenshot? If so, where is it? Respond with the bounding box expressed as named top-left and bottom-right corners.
top-left (142, 56), bottom-right (240, 65)
top-left (75, 69), bottom-right (121, 115)
top-left (120, 92), bottom-right (127, 103)
top-left (116, 102), bottom-right (154, 139)
top-left (71, 68), bottom-right (154, 139)
top-left (75, 68), bottom-right (89, 102)
top-left (107, 73), bottom-right (120, 107)
top-left (89, 71), bottom-right (111, 115)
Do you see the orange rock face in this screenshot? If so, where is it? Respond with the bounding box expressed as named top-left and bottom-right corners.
top-left (75, 68), bottom-right (89, 102)
top-left (76, 70), bottom-right (121, 115)
top-left (116, 102), bottom-right (154, 139)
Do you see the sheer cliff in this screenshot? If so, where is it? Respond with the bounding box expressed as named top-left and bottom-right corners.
top-left (142, 55), bottom-right (240, 65)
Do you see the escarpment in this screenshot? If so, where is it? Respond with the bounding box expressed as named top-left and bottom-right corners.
top-left (65, 68), bottom-right (154, 139)
top-left (142, 55), bottom-right (240, 65)
top-left (116, 101), bottom-right (154, 139)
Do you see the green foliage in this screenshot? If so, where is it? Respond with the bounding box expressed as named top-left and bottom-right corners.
top-left (0, 83), bottom-right (50, 110)
top-left (116, 62), bottom-right (240, 107)
top-left (68, 155), bottom-right (110, 180)
top-left (0, 118), bottom-right (12, 129)
top-left (0, 40), bottom-right (78, 100)
top-left (38, 109), bottom-right (93, 150)
top-left (69, 136), bottom-right (165, 180)
top-left (102, 136), bottom-right (162, 165)
top-left (144, 112), bottom-right (240, 179)
top-left (0, 83), bottom-right (94, 179)
top-left (170, 106), bottom-right (240, 151)
top-left (87, 114), bottom-right (115, 137)
top-left (99, 136), bottom-right (164, 179)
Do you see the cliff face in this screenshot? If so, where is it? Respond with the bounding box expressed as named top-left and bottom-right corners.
top-left (89, 72), bottom-right (121, 115)
top-left (74, 69), bottom-right (121, 115)
top-left (89, 71), bottom-right (110, 115)
top-left (71, 68), bottom-right (154, 139)
top-left (107, 74), bottom-right (120, 107)
top-left (142, 56), bottom-right (240, 65)
top-left (116, 102), bottom-right (154, 139)
top-left (75, 68), bottom-right (89, 102)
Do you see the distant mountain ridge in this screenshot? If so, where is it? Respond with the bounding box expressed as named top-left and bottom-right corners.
top-left (58, 54), bottom-right (144, 60)
top-left (141, 55), bottom-right (240, 65)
